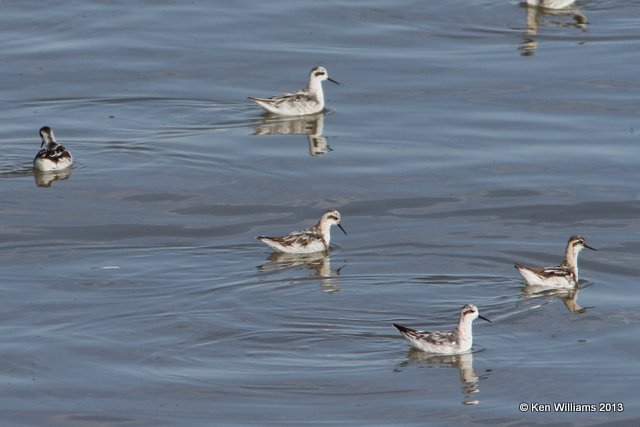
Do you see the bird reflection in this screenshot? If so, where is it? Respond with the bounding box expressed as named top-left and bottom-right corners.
top-left (257, 251), bottom-right (342, 293)
top-left (253, 113), bottom-right (332, 157)
top-left (521, 284), bottom-right (591, 314)
top-left (33, 167), bottom-right (72, 187)
top-left (520, 1), bottom-right (588, 56)
top-left (395, 350), bottom-right (491, 405)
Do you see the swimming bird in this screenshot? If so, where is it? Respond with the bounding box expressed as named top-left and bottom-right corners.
top-left (248, 66), bottom-right (339, 116)
top-left (33, 126), bottom-right (73, 171)
top-left (393, 304), bottom-right (491, 355)
top-left (257, 209), bottom-right (347, 254)
top-left (514, 235), bottom-right (596, 288)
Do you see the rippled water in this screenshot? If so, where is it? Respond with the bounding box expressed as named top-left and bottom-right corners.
top-left (1, 0), bottom-right (640, 425)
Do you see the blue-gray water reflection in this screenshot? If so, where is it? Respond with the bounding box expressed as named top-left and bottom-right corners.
top-left (253, 113), bottom-right (332, 157)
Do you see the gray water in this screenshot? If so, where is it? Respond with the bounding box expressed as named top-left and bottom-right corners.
top-left (1, 0), bottom-right (640, 425)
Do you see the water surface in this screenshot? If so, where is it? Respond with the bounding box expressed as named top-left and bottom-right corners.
top-left (1, 0), bottom-right (640, 425)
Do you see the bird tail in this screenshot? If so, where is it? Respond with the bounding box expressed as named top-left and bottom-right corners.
top-left (392, 323), bottom-right (413, 334)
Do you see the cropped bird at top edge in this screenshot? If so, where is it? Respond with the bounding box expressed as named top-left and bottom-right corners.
top-left (257, 209), bottom-right (347, 254)
top-left (393, 304), bottom-right (491, 355)
top-left (514, 235), bottom-right (596, 288)
top-left (248, 66), bottom-right (339, 116)
top-left (33, 126), bottom-right (73, 172)
top-left (525, 0), bottom-right (576, 9)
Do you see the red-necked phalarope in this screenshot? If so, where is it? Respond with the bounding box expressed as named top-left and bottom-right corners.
top-left (393, 304), bottom-right (491, 355)
top-left (525, 0), bottom-right (575, 9)
top-left (515, 235), bottom-right (596, 288)
top-left (33, 126), bottom-right (73, 171)
top-left (257, 209), bottom-right (347, 254)
top-left (248, 66), bottom-right (339, 116)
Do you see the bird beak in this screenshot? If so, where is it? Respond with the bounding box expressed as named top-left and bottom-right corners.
top-left (327, 77), bottom-right (340, 85)
top-left (584, 244), bottom-right (597, 251)
top-left (337, 224), bottom-right (347, 235)
top-left (478, 315), bottom-right (492, 323)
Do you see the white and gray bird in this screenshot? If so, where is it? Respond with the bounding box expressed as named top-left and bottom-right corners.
top-left (257, 209), bottom-right (347, 254)
top-left (33, 126), bottom-right (73, 171)
top-left (393, 304), bottom-right (491, 355)
top-left (249, 66), bottom-right (339, 116)
top-left (515, 235), bottom-right (596, 288)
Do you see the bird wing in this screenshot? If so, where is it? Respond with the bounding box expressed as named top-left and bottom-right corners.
top-left (36, 143), bottom-right (71, 161)
top-left (393, 324), bottom-right (455, 345)
top-left (257, 89), bottom-right (318, 107)
top-left (539, 266), bottom-right (572, 277)
top-left (275, 229), bottom-right (325, 248)
top-left (515, 263), bottom-right (570, 278)
top-left (419, 330), bottom-right (456, 346)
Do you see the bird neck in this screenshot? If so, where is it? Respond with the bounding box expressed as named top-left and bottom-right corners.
top-left (316, 219), bottom-right (331, 244)
top-left (307, 78), bottom-right (325, 99)
top-left (43, 141), bottom-right (60, 152)
top-left (563, 244), bottom-right (581, 276)
top-left (457, 317), bottom-right (474, 340)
